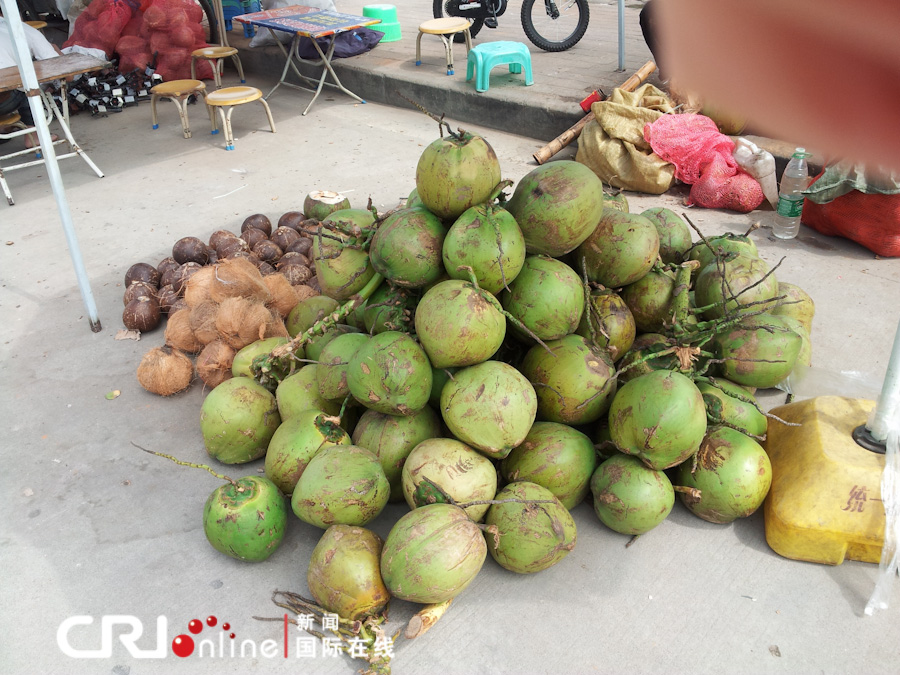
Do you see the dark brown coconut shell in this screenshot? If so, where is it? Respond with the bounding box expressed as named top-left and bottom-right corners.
top-left (136, 346), bottom-right (193, 396)
top-left (299, 219), bottom-right (319, 237)
top-left (258, 262), bottom-right (277, 276)
top-left (125, 262), bottom-right (160, 289)
top-left (160, 264), bottom-right (181, 290)
top-left (252, 239), bottom-right (283, 264)
top-left (189, 300), bottom-right (220, 345)
top-left (173, 262), bottom-right (203, 295)
top-left (307, 275), bottom-right (321, 293)
top-left (157, 257), bottom-right (180, 278)
top-left (123, 282), bottom-right (157, 305)
top-left (157, 284), bottom-right (181, 313)
top-left (286, 237), bottom-right (313, 256)
top-left (209, 257), bottom-right (271, 304)
top-left (165, 308), bottom-right (203, 353)
top-left (170, 298), bottom-right (189, 314)
top-left (207, 249), bottom-right (219, 265)
top-left (241, 227), bottom-right (269, 249)
top-left (280, 263), bottom-right (313, 286)
top-left (241, 214), bottom-right (272, 236)
top-left (123, 296), bottom-right (161, 332)
top-left (216, 236), bottom-right (250, 259)
top-left (278, 211), bottom-right (306, 232)
top-left (277, 252), bottom-right (308, 268)
top-left (209, 230), bottom-right (238, 251)
top-left (173, 237), bottom-right (209, 265)
top-left (196, 340), bottom-right (236, 389)
top-left (270, 226), bottom-right (300, 251)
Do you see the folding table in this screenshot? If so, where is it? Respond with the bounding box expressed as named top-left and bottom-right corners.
top-left (235, 6), bottom-right (381, 116)
top-left (0, 53), bottom-right (106, 205)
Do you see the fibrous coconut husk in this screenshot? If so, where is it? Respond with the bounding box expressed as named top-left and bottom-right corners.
top-left (137, 346), bottom-right (193, 396)
top-left (190, 300), bottom-right (220, 345)
top-left (165, 308), bottom-right (203, 353)
top-left (294, 285), bottom-right (319, 303)
top-left (266, 311), bottom-right (290, 339)
top-left (183, 265), bottom-right (217, 307)
top-left (263, 273), bottom-right (302, 318)
top-left (209, 257), bottom-right (271, 304)
top-left (196, 339), bottom-right (236, 389)
top-left (215, 297), bottom-right (278, 349)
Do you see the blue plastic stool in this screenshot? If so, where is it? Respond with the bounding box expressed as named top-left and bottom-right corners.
top-left (221, 0), bottom-right (261, 35)
top-left (466, 41), bottom-right (534, 93)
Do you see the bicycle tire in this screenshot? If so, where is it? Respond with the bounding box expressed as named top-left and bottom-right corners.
top-left (521, 0), bottom-right (589, 52)
top-left (433, 0), bottom-right (484, 43)
top-left (195, 0), bottom-right (220, 45)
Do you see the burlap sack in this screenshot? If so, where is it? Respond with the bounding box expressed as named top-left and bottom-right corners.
top-left (576, 83), bottom-right (676, 194)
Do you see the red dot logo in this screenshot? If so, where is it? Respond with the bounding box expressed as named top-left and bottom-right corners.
top-left (172, 634), bottom-right (194, 658)
top-left (188, 619), bottom-right (203, 635)
top-left (222, 622), bottom-right (230, 631)
top-left (206, 616), bottom-right (218, 627)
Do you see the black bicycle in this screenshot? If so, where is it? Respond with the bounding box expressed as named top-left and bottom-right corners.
top-left (433, 0), bottom-right (590, 52)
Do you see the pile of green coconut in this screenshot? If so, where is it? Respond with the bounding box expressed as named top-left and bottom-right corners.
top-left (136, 123), bottom-right (815, 671)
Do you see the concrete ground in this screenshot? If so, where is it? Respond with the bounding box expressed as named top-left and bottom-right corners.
top-left (2, 2), bottom-right (900, 674)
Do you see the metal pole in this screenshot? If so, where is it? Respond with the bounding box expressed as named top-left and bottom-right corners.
top-left (869, 319), bottom-right (900, 442)
top-left (0, 0), bottom-right (102, 332)
top-left (617, 0), bottom-right (625, 71)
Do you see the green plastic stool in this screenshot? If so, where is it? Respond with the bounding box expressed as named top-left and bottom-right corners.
top-left (363, 4), bottom-right (401, 42)
top-left (466, 41), bottom-right (534, 93)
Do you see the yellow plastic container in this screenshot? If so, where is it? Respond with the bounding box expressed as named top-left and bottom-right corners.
top-left (764, 396), bottom-right (885, 565)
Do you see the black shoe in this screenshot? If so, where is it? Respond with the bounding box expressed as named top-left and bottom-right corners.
top-left (484, 17), bottom-right (498, 28)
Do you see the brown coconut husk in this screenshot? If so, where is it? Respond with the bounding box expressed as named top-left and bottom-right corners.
top-left (136, 346), bottom-right (193, 396)
top-left (263, 273), bottom-right (302, 318)
top-left (190, 300), bottom-right (220, 346)
top-left (215, 296), bottom-right (277, 349)
top-left (196, 339), bottom-right (236, 389)
top-left (183, 265), bottom-right (217, 307)
top-left (165, 308), bottom-right (203, 353)
top-left (294, 285), bottom-right (319, 303)
top-left (266, 311), bottom-right (290, 339)
top-left (209, 257), bottom-right (271, 304)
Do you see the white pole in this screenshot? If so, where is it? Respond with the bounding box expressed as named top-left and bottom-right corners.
top-left (617, 0), bottom-right (625, 71)
top-left (869, 319), bottom-right (900, 443)
top-left (0, 0), bottom-right (102, 331)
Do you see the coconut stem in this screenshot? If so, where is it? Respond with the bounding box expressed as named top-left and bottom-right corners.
top-left (671, 260), bottom-right (699, 334)
top-left (405, 599), bottom-right (453, 640)
top-left (673, 485), bottom-right (702, 500)
top-left (131, 442), bottom-right (238, 487)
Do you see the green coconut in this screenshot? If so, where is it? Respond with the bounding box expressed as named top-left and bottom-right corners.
top-left (264, 409), bottom-right (351, 495)
top-left (401, 437), bottom-right (497, 521)
top-left (275, 365), bottom-right (342, 420)
top-left (307, 525), bottom-right (390, 620)
top-left (520, 334), bottom-right (617, 426)
top-left (575, 288), bottom-right (636, 362)
top-left (675, 426), bottom-right (772, 524)
top-left (303, 190), bottom-right (351, 221)
top-left (440, 360), bottom-right (537, 459)
top-left (771, 281), bottom-right (815, 333)
top-left (484, 481), bottom-right (576, 574)
top-left (589, 454), bottom-right (674, 535)
top-left (203, 476), bottom-right (287, 562)
top-left (577, 210), bottom-right (660, 288)
top-left (713, 313), bottom-right (802, 388)
top-left (501, 255), bottom-right (584, 341)
top-left (347, 331), bottom-right (433, 415)
top-left (381, 503), bottom-right (486, 604)
top-left (313, 209), bottom-right (377, 301)
top-left (305, 324), bottom-right (361, 363)
top-left (363, 283), bottom-right (417, 335)
top-left (616, 333), bottom-right (680, 384)
top-left (352, 406), bottom-right (443, 502)
top-left (442, 202), bottom-right (527, 295)
top-left (415, 131), bottom-right (501, 220)
top-left (369, 207), bottom-right (447, 288)
top-left (232, 337), bottom-right (291, 378)
top-left (200, 376), bottom-right (281, 464)
top-left (688, 233), bottom-right (759, 275)
top-left (696, 377), bottom-right (768, 437)
top-left (505, 160), bottom-right (605, 257)
top-left (415, 279), bottom-right (506, 368)
top-left (501, 422), bottom-right (598, 509)
top-left (286, 295), bottom-right (339, 338)
top-left (640, 207), bottom-right (692, 264)
top-left (291, 445), bottom-right (390, 528)
top-left (316, 332), bottom-right (371, 401)
top-left (620, 267), bottom-right (677, 333)
top-left (608, 370), bottom-right (707, 470)
top-left (694, 253), bottom-right (779, 320)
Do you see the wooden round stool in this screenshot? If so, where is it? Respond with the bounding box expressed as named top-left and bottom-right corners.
top-left (191, 46), bottom-right (246, 89)
top-left (150, 79), bottom-right (210, 139)
top-left (25, 20), bottom-right (48, 31)
top-left (416, 17), bottom-right (472, 75)
top-left (205, 86), bottom-right (276, 151)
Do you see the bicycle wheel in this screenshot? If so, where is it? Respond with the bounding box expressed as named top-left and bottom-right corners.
top-left (433, 0), bottom-right (484, 43)
top-left (195, 0), bottom-right (220, 45)
top-left (521, 0), bottom-right (589, 52)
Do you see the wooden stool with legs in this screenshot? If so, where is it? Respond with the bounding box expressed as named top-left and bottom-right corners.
top-left (150, 79), bottom-right (212, 139)
top-left (205, 86), bottom-right (275, 151)
top-left (191, 0), bottom-right (246, 88)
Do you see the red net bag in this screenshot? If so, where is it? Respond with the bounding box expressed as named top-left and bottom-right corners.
top-left (64, 0), bottom-right (136, 56)
top-left (802, 172), bottom-right (900, 257)
top-left (644, 113), bottom-right (763, 213)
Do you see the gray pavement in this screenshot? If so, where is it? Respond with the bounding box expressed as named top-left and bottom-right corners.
top-left (1, 3), bottom-right (900, 675)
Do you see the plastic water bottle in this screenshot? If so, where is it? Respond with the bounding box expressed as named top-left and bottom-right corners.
top-left (774, 148), bottom-right (811, 239)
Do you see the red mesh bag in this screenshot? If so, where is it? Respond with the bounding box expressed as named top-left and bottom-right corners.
top-left (802, 172), bottom-right (900, 257)
top-left (644, 113), bottom-right (764, 212)
top-left (64, 0), bottom-right (135, 56)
